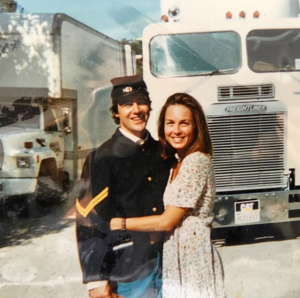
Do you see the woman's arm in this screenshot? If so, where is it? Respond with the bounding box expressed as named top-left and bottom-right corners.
top-left (110, 205), bottom-right (188, 232)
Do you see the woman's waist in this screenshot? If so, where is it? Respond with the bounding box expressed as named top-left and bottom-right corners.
top-left (180, 214), bottom-right (214, 227)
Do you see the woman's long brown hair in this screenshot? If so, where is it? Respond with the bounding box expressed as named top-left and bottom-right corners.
top-left (157, 93), bottom-right (213, 159)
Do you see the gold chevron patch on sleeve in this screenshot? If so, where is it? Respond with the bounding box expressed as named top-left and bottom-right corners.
top-left (76, 187), bottom-right (109, 218)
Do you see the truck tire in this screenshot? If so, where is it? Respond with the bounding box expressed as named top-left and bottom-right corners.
top-left (26, 160), bottom-right (62, 218)
top-left (0, 194), bottom-right (50, 218)
top-left (60, 171), bottom-right (70, 194)
top-left (27, 194), bottom-right (51, 218)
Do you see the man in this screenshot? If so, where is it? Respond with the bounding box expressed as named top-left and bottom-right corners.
top-left (76, 75), bottom-right (172, 298)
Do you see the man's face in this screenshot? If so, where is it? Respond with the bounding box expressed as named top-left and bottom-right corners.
top-left (115, 98), bottom-right (150, 139)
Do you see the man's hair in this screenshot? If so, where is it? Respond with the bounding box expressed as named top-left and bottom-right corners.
top-left (110, 104), bottom-right (121, 124)
top-left (157, 93), bottom-right (213, 159)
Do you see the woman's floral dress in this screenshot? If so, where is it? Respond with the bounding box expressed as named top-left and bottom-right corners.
top-left (162, 151), bottom-right (226, 298)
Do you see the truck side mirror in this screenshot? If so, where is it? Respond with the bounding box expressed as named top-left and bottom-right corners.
top-left (61, 108), bottom-right (72, 135)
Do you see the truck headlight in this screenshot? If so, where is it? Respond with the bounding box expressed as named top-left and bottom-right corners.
top-left (17, 157), bottom-right (31, 168)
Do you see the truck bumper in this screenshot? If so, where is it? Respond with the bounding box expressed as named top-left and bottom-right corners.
top-left (213, 189), bottom-right (300, 228)
top-left (0, 178), bottom-right (37, 197)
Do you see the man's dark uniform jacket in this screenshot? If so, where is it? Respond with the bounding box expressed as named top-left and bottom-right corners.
top-left (76, 129), bottom-right (172, 283)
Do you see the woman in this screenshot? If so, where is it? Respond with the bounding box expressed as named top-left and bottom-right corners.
top-left (110, 93), bottom-right (225, 298)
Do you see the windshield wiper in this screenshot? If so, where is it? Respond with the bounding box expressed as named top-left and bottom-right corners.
top-left (184, 68), bottom-right (235, 94)
top-left (200, 68), bottom-right (235, 76)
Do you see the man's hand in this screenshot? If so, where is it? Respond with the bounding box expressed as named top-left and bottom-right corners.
top-left (88, 284), bottom-right (111, 298)
top-left (88, 285), bottom-right (123, 298)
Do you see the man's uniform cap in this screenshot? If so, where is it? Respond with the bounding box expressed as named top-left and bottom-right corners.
top-left (110, 74), bottom-right (150, 105)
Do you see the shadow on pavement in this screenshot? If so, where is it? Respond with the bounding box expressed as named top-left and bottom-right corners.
top-left (212, 221), bottom-right (300, 246)
top-left (0, 196), bottom-right (76, 249)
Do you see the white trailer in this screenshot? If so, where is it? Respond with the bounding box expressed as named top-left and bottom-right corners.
top-left (143, 0), bottom-right (300, 232)
top-left (0, 13), bottom-right (133, 209)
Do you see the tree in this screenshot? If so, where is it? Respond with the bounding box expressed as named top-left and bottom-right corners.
top-left (120, 38), bottom-right (143, 74)
top-left (0, 0), bottom-right (17, 12)
top-left (120, 38), bottom-right (142, 55)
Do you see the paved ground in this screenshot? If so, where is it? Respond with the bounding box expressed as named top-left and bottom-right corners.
top-left (0, 200), bottom-right (299, 298)
top-left (220, 237), bottom-right (300, 298)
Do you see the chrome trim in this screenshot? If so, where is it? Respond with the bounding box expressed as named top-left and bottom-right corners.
top-left (208, 112), bottom-right (287, 192)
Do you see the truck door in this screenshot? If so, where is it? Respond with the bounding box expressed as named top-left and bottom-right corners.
top-left (56, 98), bottom-right (78, 182)
top-left (42, 107), bottom-right (65, 169)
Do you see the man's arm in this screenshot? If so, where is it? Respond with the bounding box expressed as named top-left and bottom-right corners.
top-left (76, 152), bottom-right (114, 286)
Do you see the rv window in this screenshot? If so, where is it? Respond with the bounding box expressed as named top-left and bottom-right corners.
top-left (247, 29), bottom-right (300, 73)
top-left (150, 31), bottom-right (241, 77)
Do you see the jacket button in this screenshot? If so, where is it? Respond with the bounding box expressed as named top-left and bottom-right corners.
top-left (148, 177), bottom-right (152, 181)
top-left (152, 207), bottom-right (157, 212)
top-left (142, 148), bottom-right (145, 152)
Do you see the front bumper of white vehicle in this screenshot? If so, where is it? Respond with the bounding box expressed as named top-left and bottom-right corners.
top-left (0, 178), bottom-right (37, 197)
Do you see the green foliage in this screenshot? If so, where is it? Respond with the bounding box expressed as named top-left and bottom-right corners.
top-left (120, 38), bottom-right (142, 55)
top-left (120, 38), bottom-right (143, 75)
top-left (0, 0), bottom-right (17, 12)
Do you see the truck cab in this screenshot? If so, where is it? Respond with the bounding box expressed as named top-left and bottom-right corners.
top-left (0, 90), bottom-right (72, 200)
top-left (0, 13), bottom-right (132, 214)
top-left (143, 0), bottom-right (300, 229)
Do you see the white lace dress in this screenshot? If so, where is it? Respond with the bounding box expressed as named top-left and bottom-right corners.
top-left (162, 151), bottom-right (226, 298)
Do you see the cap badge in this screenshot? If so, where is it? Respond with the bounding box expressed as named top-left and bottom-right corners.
top-left (123, 86), bottom-right (133, 93)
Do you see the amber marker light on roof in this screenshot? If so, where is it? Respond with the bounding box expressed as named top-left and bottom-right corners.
top-left (161, 15), bottom-right (169, 22)
top-left (239, 11), bottom-right (246, 18)
top-left (253, 11), bottom-right (260, 18)
top-left (226, 12), bottom-right (232, 19)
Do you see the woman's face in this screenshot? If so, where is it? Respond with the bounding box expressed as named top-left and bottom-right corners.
top-left (164, 104), bottom-right (195, 157)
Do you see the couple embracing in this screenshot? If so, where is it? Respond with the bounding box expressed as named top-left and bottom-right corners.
top-left (76, 75), bottom-right (226, 298)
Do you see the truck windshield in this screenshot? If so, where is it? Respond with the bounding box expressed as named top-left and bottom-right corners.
top-left (247, 29), bottom-right (300, 72)
top-left (150, 31), bottom-right (241, 77)
top-left (0, 98), bottom-right (41, 129)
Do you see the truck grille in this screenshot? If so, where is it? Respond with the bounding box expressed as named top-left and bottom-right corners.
top-left (218, 84), bottom-right (274, 101)
top-left (207, 113), bottom-right (286, 192)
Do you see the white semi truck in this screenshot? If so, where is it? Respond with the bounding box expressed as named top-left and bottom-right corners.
top-left (143, 0), bottom-right (300, 235)
top-left (0, 13), bottom-right (133, 213)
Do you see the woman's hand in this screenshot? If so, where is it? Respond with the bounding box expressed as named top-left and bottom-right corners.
top-left (110, 218), bottom-right (122, 231)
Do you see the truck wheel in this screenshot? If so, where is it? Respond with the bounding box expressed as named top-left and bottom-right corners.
top-left (37, 175), bottom-right (62, 203)
top-left (26, 175), bottom-right (60, 218)
top-left (23, 159), bottom-right (64, 217)
top-left (27, 195), bottom-right (51, 218)
top-left (60, 171), bottom-right (70, 194)
top-left (4, 194), bottom-right (51, 218)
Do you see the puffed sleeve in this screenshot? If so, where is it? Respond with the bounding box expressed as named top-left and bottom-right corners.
top-left (169, 152), bottom-right (213, 209)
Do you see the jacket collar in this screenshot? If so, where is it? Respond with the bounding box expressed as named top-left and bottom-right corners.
top-left (118, 128), bottom-right (149, 145)
top-left (113, 128), bottom-right (156, 150)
